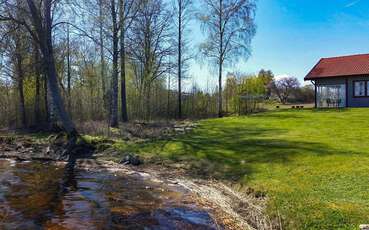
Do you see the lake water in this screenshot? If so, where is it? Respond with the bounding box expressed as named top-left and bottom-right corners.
top-left (0, 159), bottom-right (221, 230)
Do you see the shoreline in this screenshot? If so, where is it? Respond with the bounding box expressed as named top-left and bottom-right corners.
top-left (0, 133), bottom-right (276, 230)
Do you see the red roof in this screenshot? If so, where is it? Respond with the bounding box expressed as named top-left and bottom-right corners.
top-left (305, 54), bottom-right (369, 80)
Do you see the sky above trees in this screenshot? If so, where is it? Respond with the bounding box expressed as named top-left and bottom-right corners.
top-left (189, 0), bottom-right (369, 88)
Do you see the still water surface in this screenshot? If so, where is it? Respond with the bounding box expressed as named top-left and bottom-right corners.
top-left (0, 159), bottom-right (221, 230)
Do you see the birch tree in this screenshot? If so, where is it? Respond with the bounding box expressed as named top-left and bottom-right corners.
top-left (109, 0), bottom-right (120, 127)
top-left (173, 0), bottom-right (193, 119)
top-left (199, 0), bottom-right (256, 117)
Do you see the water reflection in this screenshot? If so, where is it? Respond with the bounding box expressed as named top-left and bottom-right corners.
top-left (0, 160), bottom-right (221, 230)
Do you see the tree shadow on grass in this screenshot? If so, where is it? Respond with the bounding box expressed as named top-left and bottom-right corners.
top-left (311, 108), bottom-right (349, 113)
top-left (156, 123), bottom-right (348, 182)
top-left (249, 111), bottom-right (306, 120)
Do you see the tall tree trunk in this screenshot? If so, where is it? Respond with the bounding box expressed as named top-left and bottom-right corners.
top-left (99, 0), bottom-right (106, 108)
top-left (66, 25), bottom-right (72, 114)
top-left (167, 75), bottom-right (171, 119)
top-left (119, 0), bottom-right (128, 122)
top-left (218, 58), bottom-right (223, 118)
top-left (47, 80), bottom-right (57, 127)
top-left (138, 88), bottom-right (144, 120)
top-left (218, 0), bottom-right (223, 118)
top-left (15, 41), bottom-right (26, 128)
top-left (17, 71), bottom-right (26, 128)
top-left (177, 0), bottom-right (182, 119)
top-left (225, 90), bottom-right (228, 114)
top-left (26, 0), bottom-right (76, 135)
top-left (146, 85), bottom-right (151, 121)
top-left (34, 47), bottom-right (41, 124)
top-left (110, 0), bottom-right (119, 127)
top-left (5, 85), bottom-right (11, 127)
top-left (44, 73), bottom-right (49, 123)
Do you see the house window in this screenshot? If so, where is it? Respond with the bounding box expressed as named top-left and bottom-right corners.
top-left (354, 81), bottom-right (366, 97)
top-left (316, 84), bottom-right (346, 108)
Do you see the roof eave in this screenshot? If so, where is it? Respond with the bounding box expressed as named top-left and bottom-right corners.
top-left (304, 74), bottom-right (369, 81)
top-left (304, 58), bottom-right (324, 81)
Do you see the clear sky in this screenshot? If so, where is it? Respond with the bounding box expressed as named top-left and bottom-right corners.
top-left (188, 0), bottom-right (369, 89)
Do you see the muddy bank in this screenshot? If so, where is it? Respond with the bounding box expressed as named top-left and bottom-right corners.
top-left (0, 134), bottom-right (93, 161)
top-left (79, 159), bottom-right (277, 230)
top-left (0, 134), bottom-right (278, 230)
top-left (0, 135), bottom-right (53, 161)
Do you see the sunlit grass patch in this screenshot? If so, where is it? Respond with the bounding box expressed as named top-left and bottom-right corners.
top-left (110, 108), bottom-right (369, 229)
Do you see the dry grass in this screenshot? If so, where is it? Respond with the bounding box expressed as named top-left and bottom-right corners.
top-left (77, 120), bottom-right (197, 140)
top-left (176, 179), bottom-right (280, 230)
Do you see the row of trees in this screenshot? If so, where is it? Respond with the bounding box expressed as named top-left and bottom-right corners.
top-left (0, 0), bottom-right (257, 134)
top-left (224, 70), bottom-right (314, 114)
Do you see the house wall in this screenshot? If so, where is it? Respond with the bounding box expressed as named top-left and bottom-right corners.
top-left (315, 76), bottom-right (369, 107)
top-left (347, 76), bottom-right (369, 107)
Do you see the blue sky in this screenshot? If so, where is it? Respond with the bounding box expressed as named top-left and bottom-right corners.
top-left (188, 0), bottom-right (369, 89)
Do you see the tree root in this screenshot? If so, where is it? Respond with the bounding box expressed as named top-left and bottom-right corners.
top-left (50, 133), bottom-right (95, 162)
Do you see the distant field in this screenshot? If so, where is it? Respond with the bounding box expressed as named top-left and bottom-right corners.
top-left (112, 108), bottom-right (369, 229)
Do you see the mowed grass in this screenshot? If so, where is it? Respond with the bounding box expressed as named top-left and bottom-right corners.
top-left (114, 108), bottom-right (369, 229)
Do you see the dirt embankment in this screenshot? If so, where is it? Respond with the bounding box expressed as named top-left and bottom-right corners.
top-left (0, 134), bottom-right (93, 161)
top-left (0, 135), bottom-right (53, 161)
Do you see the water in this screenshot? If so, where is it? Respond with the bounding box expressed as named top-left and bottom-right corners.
top-left (0, 159), bottom-right (222, 230)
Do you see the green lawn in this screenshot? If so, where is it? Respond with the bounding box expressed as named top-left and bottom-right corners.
top-left (113, 108), bottom-right (369, 229)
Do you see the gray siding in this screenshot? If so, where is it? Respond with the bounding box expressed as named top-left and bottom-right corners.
top-left (315, 75), bottom-right (369, 107)
top-left (347, 76), bottom-right (369, 107)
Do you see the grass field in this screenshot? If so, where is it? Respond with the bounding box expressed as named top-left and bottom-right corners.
top-left (112, 108), bottom-right (369, 229)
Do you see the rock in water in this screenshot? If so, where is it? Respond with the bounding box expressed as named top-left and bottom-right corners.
top-left (119, 153), bottom-right (142, 166)
top-left (130, 155), bottom-right (141, 166)
top-left (120, 154), bottom-right (131, 164)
